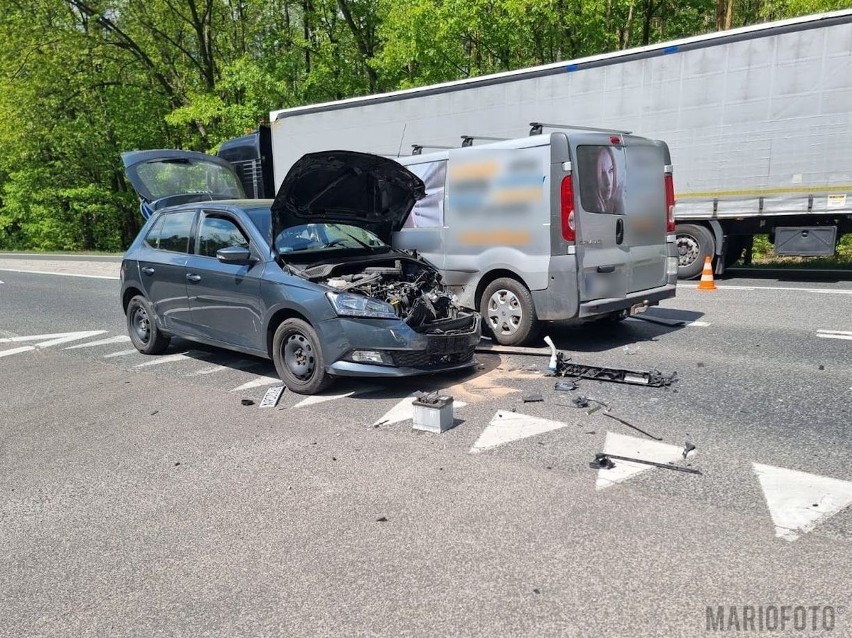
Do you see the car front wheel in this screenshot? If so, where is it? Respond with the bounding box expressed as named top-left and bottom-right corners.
top-left (272, 318), bottom-right (333, 395)
top-left (126, 295), bottom-right (171, 354)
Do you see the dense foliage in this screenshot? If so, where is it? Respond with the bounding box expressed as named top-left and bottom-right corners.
top-left (0, 0), bottom-right (844, 250)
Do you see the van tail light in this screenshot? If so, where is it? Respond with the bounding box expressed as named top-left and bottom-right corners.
top-left (664, 173), bottom-right (676, 233)
top-left (561, 175), bottom-right (576, 242)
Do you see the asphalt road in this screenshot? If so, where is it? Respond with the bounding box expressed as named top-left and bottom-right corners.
top-left (1, 259), bottom-right (851, 637)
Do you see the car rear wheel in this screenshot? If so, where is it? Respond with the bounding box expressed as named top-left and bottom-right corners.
top-left (676, 223), bottom-right (715, 279)
top-left (126, 295), bottom-right (170, 355)
top-left (480, 277), bottom-right (539, 346)
top-left (272, 318), bottom-right (333, 395)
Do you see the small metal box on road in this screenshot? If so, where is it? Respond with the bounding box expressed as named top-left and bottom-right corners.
top-left (412, 394), bottom-right (455, 433)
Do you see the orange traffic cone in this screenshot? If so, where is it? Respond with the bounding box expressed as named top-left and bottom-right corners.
top-left (697, 256), bottom-right (717, 291)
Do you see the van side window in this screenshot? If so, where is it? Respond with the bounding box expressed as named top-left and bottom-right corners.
top-left (156, 211), bottom-right (195, 253)
top-left (198, 215), bottom-right (250, 258)
top-left (404, 161), bottom-right (446, 228)
top-left (577, 146), bottom-right (626, 215)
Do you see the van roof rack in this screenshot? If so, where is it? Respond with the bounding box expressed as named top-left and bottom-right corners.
top-left (529, 121), bottom-right (632, 136)
top-left (460, 135), bottom-right (510, 147)
top-left (411, 144), bottom-right (454, 155)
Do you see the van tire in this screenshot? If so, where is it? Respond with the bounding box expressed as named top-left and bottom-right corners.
top-left (676, 223), bottom-right (715, 279)
top-left (480, 278), bottom-right (539, 346)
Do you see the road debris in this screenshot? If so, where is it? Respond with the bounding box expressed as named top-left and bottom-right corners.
top-left (376, 516), bottom-right (388, 523)
top-left (601, 412), bottom-right (663, 441)
top-left (522, 392), bottom-right (544, 403)
top-left (590, 453), bottom-right (701, 475)
top-left (553, 380), bottom-right (577, 392)
top-left (412, 392), bottom-right (456, 433)
top-left (240, 398), bottom-right (255, 406)
top-left (551, 352), bottom-right (676, 387)
top-left (259, 384), bottom-right (285, 408)
top-left (683, 442), bottom-right (697, 459)
top-left (632, 314), bottom-right (687, 327)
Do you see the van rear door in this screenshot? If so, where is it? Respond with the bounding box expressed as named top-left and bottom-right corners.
top-left (572, 135), bottom-right (630, 303)
top-left (622, 140), bottom-right (669, 292)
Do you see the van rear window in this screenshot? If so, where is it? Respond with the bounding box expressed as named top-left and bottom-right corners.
top-left (577, 146), bottom-right (626, 214)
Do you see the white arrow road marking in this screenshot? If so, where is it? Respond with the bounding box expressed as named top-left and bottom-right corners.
top-left (470, 410), bottom-right (568, 454)
top-left (64, 335), bottom-right (131, 349)
top-left (596, 432), bottom-right (687, 491)
top-left (0, 346), bottom-right (36, 358)
top-left (231, 376), bottom-right (282, 392)
top-left (133, 353), bottom-right (198, 367)
top-left (0, 330), bottom-right (107, 356)
top-left (816, 330), bottom-right (852, 341)
top-left (375, 395), bottom-right (467, 427)
top-left (294, 385), bottom-right (382, 408)
top-left (104, 349), bottom-right (139, 358)
top-left (753, 463), bottom-right (852, 542)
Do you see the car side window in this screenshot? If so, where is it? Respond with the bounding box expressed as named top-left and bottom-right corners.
top-left (198, 215), bottom-right (250, 258)
top-left (144, 215), bottom-right (167, 249)
top-left (155, 211), bottom-right (195, 253)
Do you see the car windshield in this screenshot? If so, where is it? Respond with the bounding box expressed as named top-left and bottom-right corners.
top-left (274, 223), bottom-right (387, 254)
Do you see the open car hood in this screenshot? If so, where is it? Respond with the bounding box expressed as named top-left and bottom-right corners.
top-left (121, 149), bottom-right (245, 218)
top-left (270, 151), bottom-right (425, 246)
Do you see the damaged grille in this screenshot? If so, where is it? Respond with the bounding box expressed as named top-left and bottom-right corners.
top-left (392, 347), bottom-right (476, 370)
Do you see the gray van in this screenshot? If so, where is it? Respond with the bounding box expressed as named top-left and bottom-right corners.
top-left (393, 131), bottom-right (679, 345)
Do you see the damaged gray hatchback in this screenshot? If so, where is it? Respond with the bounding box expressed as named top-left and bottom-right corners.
top-left (120, 149), bottom-right (481, 394)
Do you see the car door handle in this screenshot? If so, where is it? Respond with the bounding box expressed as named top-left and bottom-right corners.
top-left (141, 266), bottom-right (155, 275)
top-left (597, 265), bottom-right (616, 274)
top-left (186, 273), bottom-right (201, 283)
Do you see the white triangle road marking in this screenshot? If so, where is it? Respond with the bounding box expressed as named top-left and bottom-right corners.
top-left (470, 410), bottom-right (568, 454)
top-left (753, 463), bottom-right (852, 542)
top-left (104, 349), bottom-right (139, 358)
top-left (294, 384), bottom-right (383, 408)
top-left (231, 376), bottom-right (282, 392)
top-left (64, 335), bottom-right (131, 349)
top-left (596, 432), bottom-right (686, 490)
top-left (375, 395), bottom-right (467, 427)
top-left (0, 346), bottom-right (36, 359)
top-left (133, 353), bottom-right (196, 368)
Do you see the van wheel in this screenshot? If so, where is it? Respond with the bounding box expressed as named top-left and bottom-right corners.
top-left (272, 318), bottom-right (333, 395)
top-left (676, 224), bottom-right (715, 279)
top-left (480, 278), bottom-right (539, 346)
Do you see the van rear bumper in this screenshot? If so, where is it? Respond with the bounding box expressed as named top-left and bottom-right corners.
top-left (577, 284), bottom-right (677, 318)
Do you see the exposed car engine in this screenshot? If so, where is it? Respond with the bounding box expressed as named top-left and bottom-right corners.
top-left (314, 258), bottom-right (474, 332)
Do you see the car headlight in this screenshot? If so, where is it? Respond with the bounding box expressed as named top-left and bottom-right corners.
top-left (326, 292), bottom-right (397, 319)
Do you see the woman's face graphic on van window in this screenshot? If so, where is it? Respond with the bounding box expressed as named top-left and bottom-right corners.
top-left (597, 148), bottom-right (615, 200)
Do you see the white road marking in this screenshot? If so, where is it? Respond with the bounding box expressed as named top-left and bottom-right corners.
top-left (133, 353), bottom-right (196, 367)
top-left (0, 268), bottom-right (118, 280)
top-left (687, 321), bottom-right (711, 327)
top-left (294, 385), bottom-right (382, 408)
top-left (753, 463), bottom-right (852, 542)
top-left (816, 329), bottom-right (852, 341)
top-left (375, 396), bottom-right (468, 427)
top-left (230, 376), bottom-right (282, 391)
top-left (104, 349), bottom-right (139, 358)
top-left (64, 335), bottom-right (132, 349)
top-left (0, 346), bottom-right (36, 358)
top-left (595, 432), bottom-right (687, 491)
top-left (470, 410), bottom-right (568, 454)
top-left (194, 365), bottom-right (228, 375)
top-left (702, 284), bottom-right (852, 295)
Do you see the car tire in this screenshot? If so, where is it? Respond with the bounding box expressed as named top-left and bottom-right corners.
top-left (480, 277), bottom-right (539, 346)
top-left (676, 223), bottom-right (715, 279)
top-left (272, 318), bottom-right (333, 395)
top-left (126, 295), bottom-right (171, 355)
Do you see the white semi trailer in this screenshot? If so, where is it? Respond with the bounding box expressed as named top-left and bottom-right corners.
top-left (219, 9), bottom-right (852, 278)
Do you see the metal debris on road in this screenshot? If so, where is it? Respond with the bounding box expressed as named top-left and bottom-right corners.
top-left (601, 412), bottom-right (663, 441)
top-left (551, 352), bottom-right (676, 387)
top-left (259, 384), bottom-right (286, 408)
top-left (522, 392), bottom-right (544, 403)
top-left (589, 452), bottom-right (702, 475)
top-left (553, 380), bottom-right (577, 392)
top-left (682, 442), bottom-right (696, 459)
top-left (632, 314), bottom-right (687, 327)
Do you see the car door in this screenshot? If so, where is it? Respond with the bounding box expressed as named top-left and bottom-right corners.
top-left (137, 210), bottom-right (196, 332)
top-left (185, 210), bottom-right (265, 351)
top-left (572, 135), bottom-right (630, 302)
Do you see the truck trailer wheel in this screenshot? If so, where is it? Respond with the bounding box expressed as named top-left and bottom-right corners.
top-left (480, 278), bottom-right (539, 346)
top-left (676, 224), bottom-right (715, 279)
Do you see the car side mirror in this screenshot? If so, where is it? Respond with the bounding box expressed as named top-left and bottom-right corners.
top-left (216, 246), bottom-right (253, 264)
